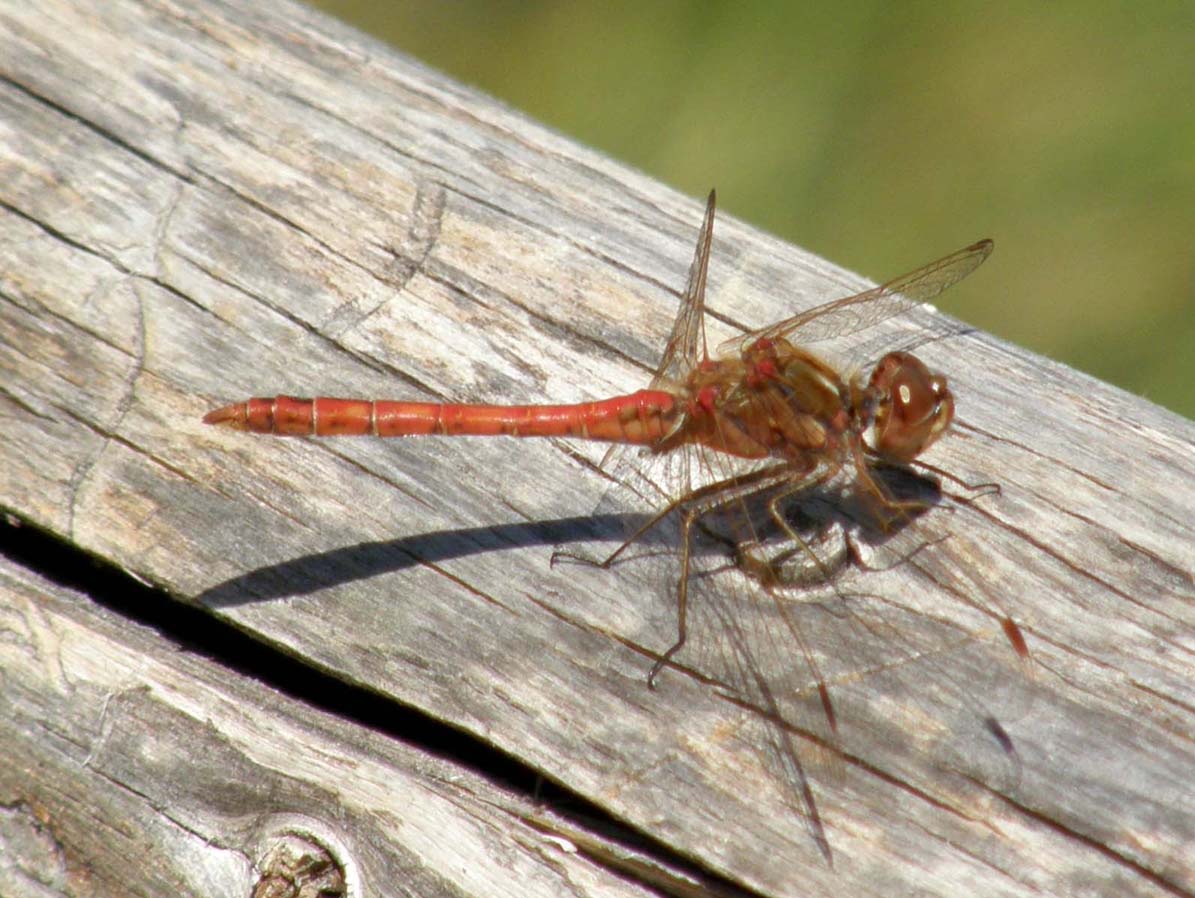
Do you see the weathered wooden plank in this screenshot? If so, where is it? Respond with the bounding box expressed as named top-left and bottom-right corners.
top-left (1, 2), bottom-right (1192, 897)
top-left (0, 550), bottom-right (680, 898)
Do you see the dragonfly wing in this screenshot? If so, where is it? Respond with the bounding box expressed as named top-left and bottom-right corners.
top-left (599, 190), bottom-right (717, 482)
top-left (718, 239), bottom-right (993, 355)
top-left (651, 189), bottom-right (717, 388)
top-left (678, 471), bottom-right (1028, 852)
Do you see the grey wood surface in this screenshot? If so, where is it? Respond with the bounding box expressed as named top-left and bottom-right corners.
top-left (0, 554), bottom-right (673, 898)
top-left (1, 2), bottom-right (1193, 896)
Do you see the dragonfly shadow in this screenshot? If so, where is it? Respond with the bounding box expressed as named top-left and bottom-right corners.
top-left (198, 465), bottom-right (948, 611)
top-left (839, 462), bottom-right (945, 550)
top-left (197, 511), bottom-right (661, 609)
top-left (690, 463), bottom-right (946, 592)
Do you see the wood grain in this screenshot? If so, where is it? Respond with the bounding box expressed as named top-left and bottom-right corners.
top-left (1, 2), bottom-right (1193, 896)
top-left (0, 549), bottom-right (690, 898)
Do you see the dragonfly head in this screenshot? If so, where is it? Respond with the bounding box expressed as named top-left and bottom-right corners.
top-left (863, 351), bottom-right (954, 463)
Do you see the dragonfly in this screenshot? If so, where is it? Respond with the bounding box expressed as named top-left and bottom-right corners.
top-left (205, 191), bottom-right (1027, 861)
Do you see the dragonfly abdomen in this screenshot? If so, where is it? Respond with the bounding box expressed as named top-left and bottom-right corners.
top-left (203, 390), bottom-right (680, 444)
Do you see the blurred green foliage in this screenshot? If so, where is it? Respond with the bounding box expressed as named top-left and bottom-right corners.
top-left (310, 1), bottom-right (1195, 420)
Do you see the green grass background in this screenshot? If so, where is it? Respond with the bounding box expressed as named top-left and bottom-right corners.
top-left (309, 1), bottom-right (1194, 420)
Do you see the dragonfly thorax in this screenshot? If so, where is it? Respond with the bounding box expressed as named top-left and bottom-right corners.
top-left (668, 337), bottom-right (858, 463)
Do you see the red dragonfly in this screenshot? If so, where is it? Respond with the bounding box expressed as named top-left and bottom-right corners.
top-left (205, 191), bottom-right (1025, 861)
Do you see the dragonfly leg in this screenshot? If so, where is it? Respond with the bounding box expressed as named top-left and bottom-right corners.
top-left (912, 458), bottom-right (1002, 504)
top-left (549, 489), bottom-right (693, 571)
top-left (647, 502), bottom-right (701, 688)
top-left (759, 479), bottom-right (844, 737)
top-left (552, 464), bottom-right (797, 570)
top-left (851, 449), bottom-right (943, 531)
top-left (845, 528), bottom-right (950, 574)
top-left (761, 465), bottom-right (841, 586)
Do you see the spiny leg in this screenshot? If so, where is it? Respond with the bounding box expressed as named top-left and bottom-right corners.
top-left (647, 501), bottom-right (702, 688)
top-left (552, 464), bottom-right (793, 571)
top-left (913, 458), bottom-right (1002, 503)
top-left (640, 464), bottom-right (824, 687)
top-left (762, 462), bottom-right (840, 585)
top-left (850, 446), bottom-right (943, 530)
top-left (761, 472), bottom-right (844, 737)
top-left (549, 486), bottom-right (698, 573)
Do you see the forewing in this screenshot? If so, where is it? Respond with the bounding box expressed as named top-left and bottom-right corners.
top-left (719, 239), bottom-right (993, 355)
top-left (599, 190), bottom-right (718, 487)
top-left (651, 189), bottom-right (717, 387)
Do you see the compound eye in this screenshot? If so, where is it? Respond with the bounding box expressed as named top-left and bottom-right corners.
top-left (868, 352), bottom-right (954, 462)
